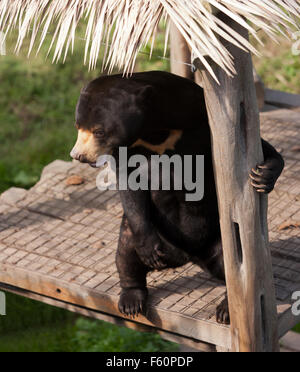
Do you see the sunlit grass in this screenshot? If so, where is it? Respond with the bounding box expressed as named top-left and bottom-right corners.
top-left (0, 293), bottom-right (178, 352)
top-left (252, 34), bottom-right (300, 94)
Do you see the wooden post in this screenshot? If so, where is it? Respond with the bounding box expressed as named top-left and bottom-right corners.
top-left (170, 22), bottom-right (194, 80)
top-left (199, 14), bottom-right (279, 352)
top-left (253, 68), bottom-right (265, 111)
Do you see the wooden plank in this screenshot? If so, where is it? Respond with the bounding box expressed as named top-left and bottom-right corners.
top-left (201, 13), bottom-right (279, 352)
top-left (280, 332), bottom-right (300, 352)
top-left (0, 282), bottom-right (217, 352)
top-left (0, 270), bottom-right (295, 344)
top-left (0, 261), bottom-right (232, 349)
top-left (265, 89), bottom-right (300, 108)
top-left (262, 104), bottom-right (281, 112)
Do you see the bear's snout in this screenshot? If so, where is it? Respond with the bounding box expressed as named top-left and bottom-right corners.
top-left (70, 128), bottom-right (101, 165)
top-left (70, 147), bottom-right (79, 160)
top-left (70, 148), bottom-right (91, 164)
top-left (70, 148), bottom-right (83, 162)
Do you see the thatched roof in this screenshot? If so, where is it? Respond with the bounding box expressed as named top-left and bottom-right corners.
top-left (0, 1), bottom-right (299, 79)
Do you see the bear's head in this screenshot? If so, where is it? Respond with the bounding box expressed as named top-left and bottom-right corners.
top-left (70, 75), bottom-right (153, 167)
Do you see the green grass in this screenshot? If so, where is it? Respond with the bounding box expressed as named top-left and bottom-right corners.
top-left (0, 27), bottom-right (299, 351)
top-left (0, 323), bottom-right (76, 352)
top-left (0, 29), bottom-right (98, 193)
top-left (0, 293), bottom-right (178, 352)
top-left (0, 318), bottom-right (179, 352)
top-left (72, 317), bottom-right (179, 352)
top-left (0, 290), bottom-right (75, 333)
top-left (252, 35), bottom-right (300, 94)
top-left (293, 324), bottom-right (300, 334)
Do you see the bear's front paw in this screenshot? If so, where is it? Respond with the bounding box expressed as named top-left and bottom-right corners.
top-left (137, 235), bottom-right (168, 270)
top-left (250, 163), bottom-right (278, 195)
top-left (118, 288), bottom-right (148, 318)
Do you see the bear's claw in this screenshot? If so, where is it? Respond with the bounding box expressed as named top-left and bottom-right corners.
top-left (250, 165), bottom-right (277, 194)
top-left (118, 288), bottom-right (148, 318)
top-left (216, 298), bottom-right (230, 325)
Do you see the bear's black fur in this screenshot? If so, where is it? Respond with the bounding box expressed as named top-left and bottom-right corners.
top-left (71, 71), bottom-right (284, 324)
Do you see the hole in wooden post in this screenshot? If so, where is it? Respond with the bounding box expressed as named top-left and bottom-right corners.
top-left (260, 294), bottom-right (267, 351)
top-left (234, 222), bottom-right (243, 264)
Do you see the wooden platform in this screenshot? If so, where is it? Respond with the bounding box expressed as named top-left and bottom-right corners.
top-left (0, 107), bottom-right (299, 351)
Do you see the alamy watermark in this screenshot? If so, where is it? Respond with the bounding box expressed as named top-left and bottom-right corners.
top-left (292, 291), bottom-right (300, 317)
top-left (0, 291), bottom-right (6, 316)
top-left (95, 147), bottom-right (205, 202)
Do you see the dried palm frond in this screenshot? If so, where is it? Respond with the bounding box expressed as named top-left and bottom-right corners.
top-left (0, 0), bottom-right (299, 80)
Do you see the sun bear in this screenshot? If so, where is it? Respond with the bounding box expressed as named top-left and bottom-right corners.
top-left (70, 71), bottom-right (284, 324)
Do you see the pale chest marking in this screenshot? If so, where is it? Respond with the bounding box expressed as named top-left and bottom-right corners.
top-left (132, 130), bottom-right (183, 155)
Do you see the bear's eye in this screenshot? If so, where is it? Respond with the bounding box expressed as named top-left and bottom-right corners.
top-left (94, 129), bottom-right (105, 139)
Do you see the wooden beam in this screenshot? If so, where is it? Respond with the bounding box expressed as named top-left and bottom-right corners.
top-left (0, 262), bottom-right (232, 349)
top-left (0, 283), bottom-right (217, 352)
top-left (200, 14), bottom-right (279, 352)
top-left (265, 89), bottom-right (300, 109)
top-left (170, 22), bottom-right (194, 80)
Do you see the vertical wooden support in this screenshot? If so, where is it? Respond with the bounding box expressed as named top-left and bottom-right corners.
top-left (170, 22), bottom-right (193, 80)
top-left (200, 15), bottom-right (279, 352)
top-left (253, 68), bottom-right (265, 111)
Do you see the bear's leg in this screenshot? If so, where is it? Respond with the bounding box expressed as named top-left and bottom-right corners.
top-left (116, 216), bottom-right (150, 318)
top-left (198, 238), bottom-right (230, 325)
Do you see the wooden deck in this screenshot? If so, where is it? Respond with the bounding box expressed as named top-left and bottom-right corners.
top-left (0, 106), bottom-right (299, 351)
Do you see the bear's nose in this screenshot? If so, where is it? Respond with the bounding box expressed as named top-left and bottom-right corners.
top-left (70, 148), bottom-right (84, 162)
top-left (70, 148), bottom-right (78, 160)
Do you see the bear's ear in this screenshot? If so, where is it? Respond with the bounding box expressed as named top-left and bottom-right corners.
top-left (135, 85), bottom-right (154, 104)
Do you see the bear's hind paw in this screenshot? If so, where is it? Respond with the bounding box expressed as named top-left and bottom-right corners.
top-left (216, 297), bottom-right (230, 325)
top-left (118, 288), bottom-right (148, 318)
